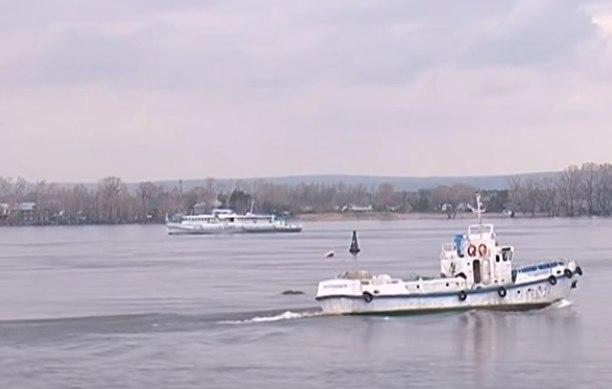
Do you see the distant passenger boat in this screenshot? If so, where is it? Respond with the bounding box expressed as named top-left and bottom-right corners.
top-left (166, 209), bottom-right (302, 235)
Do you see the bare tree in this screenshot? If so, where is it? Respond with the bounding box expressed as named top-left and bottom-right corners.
top-left (559, 166), bottom-right (581, 216)
top-left (596, 163), bottom-right (612, 216)
top-left (539, 177), bottom-right (559, 216)
top-left (432, 184), bottom-right (475, 219)
top-left (507, 176), bottom-right (523, 213)
top-left (374, 183), bottom-right (397, 211)
top-left (97, 176), bottom-right (124, 223)
top-left (581, 162), bottom-right (598, 215)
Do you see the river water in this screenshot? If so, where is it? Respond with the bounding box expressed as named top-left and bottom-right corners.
top-left (0, 218), bottom-right (610, 388)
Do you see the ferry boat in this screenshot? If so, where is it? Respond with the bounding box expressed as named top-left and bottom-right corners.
top-left (315, 195), bottom-right (583, 314)
top-left (166, 209), bottom-right (302, 235)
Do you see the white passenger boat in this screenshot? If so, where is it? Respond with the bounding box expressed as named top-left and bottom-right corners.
top-left (166, 209), bottom-right (302, 235)
top-left (315, 195), bottom-right (583, 314)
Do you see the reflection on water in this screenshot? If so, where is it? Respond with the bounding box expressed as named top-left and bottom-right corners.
top-left (0, 218), bottom-right (611, 388)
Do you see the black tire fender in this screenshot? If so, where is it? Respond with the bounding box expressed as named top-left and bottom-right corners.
top-left (498, 287), bottom-right (507, 298)
top-left (458, 290), bottom-right (467, 301)
top-left (363, 292), bottom-right (373, 303)
top-left (575, 266), bottom-right (583, 276)
top-left (564, 269), bottom-right (573, 279)
top-left (548, 275), bottom-right (557, 285)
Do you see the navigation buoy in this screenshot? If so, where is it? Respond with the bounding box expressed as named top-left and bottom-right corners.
top-left (349, 230), bottom-right (360, 257)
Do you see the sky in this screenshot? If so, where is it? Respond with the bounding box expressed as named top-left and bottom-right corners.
top-left (1, 0), bottom-right (612, 182)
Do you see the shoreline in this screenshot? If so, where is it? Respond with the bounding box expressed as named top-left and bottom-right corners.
top-left (0, 212), bottom-right (607, 227)
top-left (298, 212), bottom-right (508, 222)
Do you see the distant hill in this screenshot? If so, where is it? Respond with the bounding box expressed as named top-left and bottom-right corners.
top-left (147, 171), bottom-right (560, 192)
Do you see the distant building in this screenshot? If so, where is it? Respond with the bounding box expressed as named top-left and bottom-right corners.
top-left (18, 202), bottom-right (37, 212)
top-left (0, 202), bottom-right (38, 223)
top-left (341, 204), bottom-right (373, 212)
top-left (18, 202), bottom-right (37, 223)
top-left (0, 203), bottom-right (9, 217)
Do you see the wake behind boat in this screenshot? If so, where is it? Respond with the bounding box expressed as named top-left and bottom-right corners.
top-left (315, 195), bottom-right (583, 314)
top-left (166, 209), bottom-right (302, 235)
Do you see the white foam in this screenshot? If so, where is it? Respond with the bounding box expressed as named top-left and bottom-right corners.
top-left (551, 299), bottom-right (573, 309)
top-left (221, 310), bottom-right (321, 325)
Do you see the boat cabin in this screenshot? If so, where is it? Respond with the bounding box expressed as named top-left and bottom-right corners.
top-left (440, 223), bottom-right (514, 287)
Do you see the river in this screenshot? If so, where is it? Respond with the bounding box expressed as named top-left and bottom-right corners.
top-left (0, 218), bottom-right (610, 388)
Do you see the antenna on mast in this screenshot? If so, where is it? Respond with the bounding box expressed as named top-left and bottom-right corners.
top-left (468, 193), bottom-right (485, 226)
top-left (476, 193), bottom-right (483, 226)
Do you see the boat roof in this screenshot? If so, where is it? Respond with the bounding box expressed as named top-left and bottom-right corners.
top-left (183, 214), bottom-right (216, 220)
top-left (468, 223), bottom-right (494, 233)
top-left (218, 213), bottom-right (275, 219)
top-left (211, 208), bottom-right (235, 215)
top-left (183, 210), bottom-right (277, 220)
top-left (467, 223), bottom-right (496, 237)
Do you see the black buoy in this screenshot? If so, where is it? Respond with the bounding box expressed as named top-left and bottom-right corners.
top-left (281, 290), bottom-right (305, 295)
top-left (349, 230), bottom-right (360, 257)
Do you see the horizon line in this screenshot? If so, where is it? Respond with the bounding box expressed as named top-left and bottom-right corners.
top-left (15, 169), bottom-right (562, 185)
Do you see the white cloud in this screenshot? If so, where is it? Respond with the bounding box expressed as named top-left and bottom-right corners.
top-left (0, 0), bottom-right (611, 181)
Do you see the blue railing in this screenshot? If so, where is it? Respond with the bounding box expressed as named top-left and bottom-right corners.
top-left (516, 261), bottom-right (563, 273)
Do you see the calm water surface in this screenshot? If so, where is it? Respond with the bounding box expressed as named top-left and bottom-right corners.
top-left (0, 218), bottom-right (611, 388)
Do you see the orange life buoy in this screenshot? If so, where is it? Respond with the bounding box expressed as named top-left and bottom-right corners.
top-left (478, 243), bottom-right (488, 257)
top-left (467, 244), bottom-right (477, 257)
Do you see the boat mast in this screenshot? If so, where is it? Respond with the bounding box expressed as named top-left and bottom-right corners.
top-left (475, 193), bottom-right (483, 226)
top-left (468, 193), bottom-right (485, 238)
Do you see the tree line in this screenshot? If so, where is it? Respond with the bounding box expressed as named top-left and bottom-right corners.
top-left (0, 162), bottom-right (610, 225)
top-left (508, 162), bottom-right (612, 217)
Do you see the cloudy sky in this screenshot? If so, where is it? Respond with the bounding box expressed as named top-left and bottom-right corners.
top-left (1, 0), bottom-right (612, 181)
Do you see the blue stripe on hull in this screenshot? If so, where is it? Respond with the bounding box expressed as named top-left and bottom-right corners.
top-left (315, 274), bottom-right (572, 301)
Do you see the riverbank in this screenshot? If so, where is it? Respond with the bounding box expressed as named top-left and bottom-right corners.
top-left (296, 212), bottom-right (509, 222)
top-left (1, 211), bottom-right (605, 227)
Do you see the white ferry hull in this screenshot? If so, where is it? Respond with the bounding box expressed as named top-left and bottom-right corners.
top-left (166, 223), bottom-right (302, 235)
top-left (317, 275), bottom-right (577, 315)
